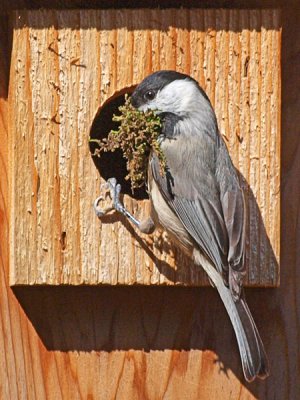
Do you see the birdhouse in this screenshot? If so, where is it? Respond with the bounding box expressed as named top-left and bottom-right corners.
top-left (9, 8), bottom-right (281, 287)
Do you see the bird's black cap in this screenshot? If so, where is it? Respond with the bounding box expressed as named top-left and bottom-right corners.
top-left (137, 70), bottom-right (192, 91)
top-left (131, 70), bottom-right (210, 108)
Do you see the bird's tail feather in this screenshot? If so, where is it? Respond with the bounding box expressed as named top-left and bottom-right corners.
top-left (234, 296), bottom-right (269, 381)
top-left (199, 255), bottom-right (269, 381)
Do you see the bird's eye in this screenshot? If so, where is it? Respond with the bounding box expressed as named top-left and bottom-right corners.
top-left (144, 90), bottom-right (155, 101)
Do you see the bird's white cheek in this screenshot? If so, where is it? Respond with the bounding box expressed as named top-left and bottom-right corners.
top-left (138, 101), bottom-right (159, 113)
top-left (138, 104), bottom-right (148, 112)
top-left (139, 103), bottom-right (153, 112)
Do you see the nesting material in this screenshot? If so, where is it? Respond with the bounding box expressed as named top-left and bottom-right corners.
top-left (90, 95), bottom-right (166, 191)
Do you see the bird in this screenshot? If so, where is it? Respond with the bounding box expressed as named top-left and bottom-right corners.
top-left (94, 70), bottom-right (269, 382)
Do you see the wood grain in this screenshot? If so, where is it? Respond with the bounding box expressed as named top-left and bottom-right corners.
top-left (0, 3), bottom-right (299, 400)
top-left (9, 9), bottom-right (281, 286)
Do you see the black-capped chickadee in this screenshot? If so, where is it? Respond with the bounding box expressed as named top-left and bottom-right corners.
top-left (94, 70), bottom-right (269, 382)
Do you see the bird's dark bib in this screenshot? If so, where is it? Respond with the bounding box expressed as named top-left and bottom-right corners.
top-left (159, 112), bottom-right (182, 139)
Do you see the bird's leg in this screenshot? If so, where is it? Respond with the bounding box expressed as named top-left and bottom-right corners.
top-left (93, 178), bottom-right (155, 234)
top-left (108, 177), bottom-right (141, 227)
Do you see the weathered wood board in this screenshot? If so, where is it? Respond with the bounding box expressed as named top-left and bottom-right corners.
top-left (9, 9), bottom-right (281, 286)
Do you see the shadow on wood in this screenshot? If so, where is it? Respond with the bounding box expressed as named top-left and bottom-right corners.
top-left (13, 284), bottom-right (277, 392)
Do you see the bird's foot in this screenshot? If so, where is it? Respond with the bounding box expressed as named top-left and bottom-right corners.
top-left (107, 177), bottom-right (126, 214)
top-left (93, 178), bottom-right (140, 228)
top-left (93, 179), bottom-right (114, 218)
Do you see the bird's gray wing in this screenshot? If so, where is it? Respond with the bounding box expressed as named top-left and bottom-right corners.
top-left (150, 139), bottom-right (246, 297)
top-left (150, 153), bottom-right (229, 274)
top-left (220, 188), bottom-right (246, 295)
top-left (216, 139), bottom-right (246, 297)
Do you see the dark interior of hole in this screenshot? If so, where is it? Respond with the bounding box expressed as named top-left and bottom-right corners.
top-left (89, 92), bottom-right (148, 200)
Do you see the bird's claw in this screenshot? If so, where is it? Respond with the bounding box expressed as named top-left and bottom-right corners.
top-left (108, 178), bottom-right (125, 214)
top-left (94, 177), bottom-right (141, 228)
top-left (93, 178), bottom-right (125, 218)
top-left (93, 191), bottom-right (113, 218)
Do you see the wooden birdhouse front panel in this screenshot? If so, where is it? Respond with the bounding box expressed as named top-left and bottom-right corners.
top-left (9, 9), bottom-right (281, 286)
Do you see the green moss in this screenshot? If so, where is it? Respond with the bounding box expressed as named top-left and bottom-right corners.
top-left (90, 95), bottom-right (166, 191)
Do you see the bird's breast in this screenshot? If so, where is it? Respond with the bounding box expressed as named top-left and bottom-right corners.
top-left (148, 170), bottom-right (193, 255)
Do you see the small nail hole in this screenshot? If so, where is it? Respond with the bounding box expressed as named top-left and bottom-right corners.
top-left (60, 231), bottom-right (67, 250)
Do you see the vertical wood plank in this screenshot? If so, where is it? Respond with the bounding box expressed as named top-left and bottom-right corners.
top-left (158, 9), bottom-right (177, 71)
top-left (99, 9), bottom-right (117, 100)
top-left (189, 10), bottom-right (205, 86)
top-left (227, 9), bottom-right (240, 167)
top-left (28, 10), bottom-right (63, 284)
top-left (203, 9), bottom-right (216, 104)
top-left (248, 10), bottom-right (261, 284)
top-left (175, 8), bottom-right (191, 74)
top-left (260, 9), bottom-right (281, 286)
top-left (78, 10), bottom-right (102, 284)
top-left (98, 9), bottom-right (119, 285)
top-left (238, 10), bottom-right (251, 280)
top-left (269, 9), bottom-right (281, 285)
top-left (215, 10), bottom-right (229, 146)
top-left (56, 10), bottom-right (82, 284)
top-left (9, 19), bottom-right (28, 285)
top-left (260, 9), bottom-right (271, 284)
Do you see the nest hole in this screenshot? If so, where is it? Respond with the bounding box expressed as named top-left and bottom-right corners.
top-left (89, 87), bottom-right (148, 200)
